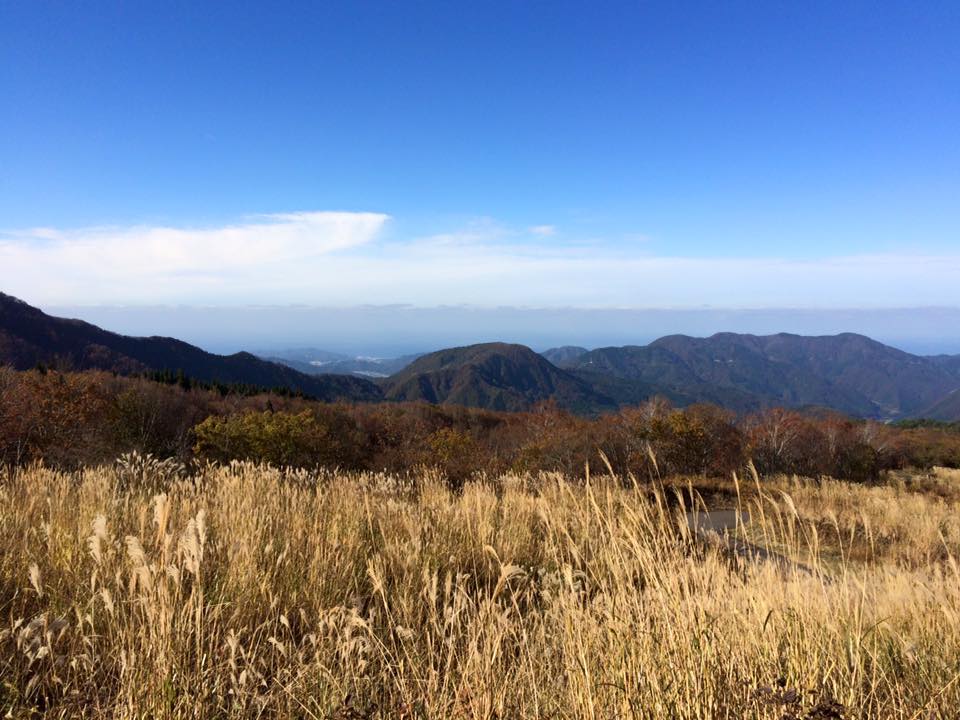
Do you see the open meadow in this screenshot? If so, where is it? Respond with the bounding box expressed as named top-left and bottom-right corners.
top-left (3, 460), bottom-right (960, 719)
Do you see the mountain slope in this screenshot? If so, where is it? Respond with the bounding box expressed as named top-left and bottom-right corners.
top-left (916, 390), bottom-right (960, 422)
top-left (709, 333), bottom-right (955, 416)
top-left (567, 333), bottom-right (960, 418)
top-left (0, 293), bottom-right (383, 402)
top-left (928, 354), bottom-right (960, 382)
top-left (382, 342), bottom-right (617, 413)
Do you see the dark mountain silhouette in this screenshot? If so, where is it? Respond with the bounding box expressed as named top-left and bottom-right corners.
top-left (382, 342), bottom-right (617, 413)
top-left (561, 333), bottom-right (960, 418)
top-left (0, 293), bottom-right (383, 402)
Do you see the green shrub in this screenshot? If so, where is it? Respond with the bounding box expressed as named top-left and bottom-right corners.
top-left (194, 410), bottom-right (326, 466)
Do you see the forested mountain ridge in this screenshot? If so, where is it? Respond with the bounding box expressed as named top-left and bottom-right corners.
top-left (558, 332), bottom-right (960, 419)
top-left (382, 342), bottom-right (618, 413)
top-left (0, 293), bottom-right (383, 402)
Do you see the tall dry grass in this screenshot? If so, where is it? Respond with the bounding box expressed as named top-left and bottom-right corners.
top-left (2, 458), bottom-right (959, 718)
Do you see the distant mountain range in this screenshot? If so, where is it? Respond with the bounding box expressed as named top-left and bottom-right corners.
top-left (552, 333), bottom-right (960, 419)
top-left (3, 292), bottom-right (959, 420)
top-left (0, 293), bottom-right (382, 402)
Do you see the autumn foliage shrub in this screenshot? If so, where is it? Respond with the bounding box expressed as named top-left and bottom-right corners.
top-left (2, 366), bottom-right (960, 481)
top-left (194, 410), bottom-right (327, 466)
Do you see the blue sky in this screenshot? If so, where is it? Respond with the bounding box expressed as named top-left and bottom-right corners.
top-left (1, 2), bottom-right (959, 328)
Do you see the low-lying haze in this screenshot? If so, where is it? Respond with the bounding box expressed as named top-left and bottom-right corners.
top-left (43, 304), bottom-right (960, 357)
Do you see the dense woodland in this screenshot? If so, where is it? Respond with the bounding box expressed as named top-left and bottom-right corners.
top-left (2, 366), bottom-right (958, 482)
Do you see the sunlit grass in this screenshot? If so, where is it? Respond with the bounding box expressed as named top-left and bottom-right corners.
top-left (2, 459), bottom-right (959, 718)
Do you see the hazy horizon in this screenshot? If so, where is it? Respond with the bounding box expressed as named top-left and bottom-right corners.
top-left (42, 302), bottom-right (960, 358)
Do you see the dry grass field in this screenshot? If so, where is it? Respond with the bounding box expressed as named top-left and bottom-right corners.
top-left (2, 458), bottom-right (960, 718)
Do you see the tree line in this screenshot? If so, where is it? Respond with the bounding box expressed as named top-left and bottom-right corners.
top-left (2, 366), bottom-right (959, 482)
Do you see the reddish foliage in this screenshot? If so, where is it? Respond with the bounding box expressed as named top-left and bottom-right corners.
top-left (2, 367), bottom-right (959, 483)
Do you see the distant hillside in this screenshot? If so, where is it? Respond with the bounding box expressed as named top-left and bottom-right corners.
top-left (382, 342), bottom-right (617, 413)
top-left (928, 354), bottom-right (960, 381)
top-left (565, 333), bottom-right (960, 418)
top-left (258, 348), bottom-right (351, 364)
top-left (0, 293), bottom-right (383, 402)
top-left (917, 390), bottom-right (960, 422)
top-left (541, 346), bottom-right (589, 365)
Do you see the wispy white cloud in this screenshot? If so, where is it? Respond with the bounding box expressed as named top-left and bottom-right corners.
top-left (1, 211), bottom-right (959, 308)
top-left (0, 211), bottom-right (389, 303)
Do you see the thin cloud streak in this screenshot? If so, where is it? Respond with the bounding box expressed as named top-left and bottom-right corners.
top-left (1, 212), bottom-right (958, 308)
